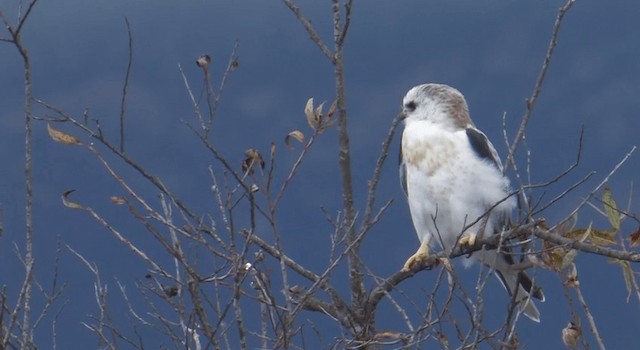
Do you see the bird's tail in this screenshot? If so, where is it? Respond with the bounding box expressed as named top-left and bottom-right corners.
top-left (494, 268), bottom-right (545, 322)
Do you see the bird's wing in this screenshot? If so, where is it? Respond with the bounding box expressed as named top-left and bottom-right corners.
top-left (466, 127), bottom-right (512, 229)
top-left (399, 138), bottom-right (408, 197)
top-left (465, 127), bottom-right (503, 172)
top-left (466, 127), bottom-right (546, 310)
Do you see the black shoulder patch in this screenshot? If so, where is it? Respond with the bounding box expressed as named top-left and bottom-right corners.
top-left (466, 128), bottom-right (500, 169)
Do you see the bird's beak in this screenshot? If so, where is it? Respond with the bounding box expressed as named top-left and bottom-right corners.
top-left (397, 109), bottom-right (407, 121)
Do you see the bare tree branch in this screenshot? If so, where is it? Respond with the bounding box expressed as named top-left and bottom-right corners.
top-left (504, 0), bottom-right (575, 173)
top-left (119, 16), bottom-right (133, 153)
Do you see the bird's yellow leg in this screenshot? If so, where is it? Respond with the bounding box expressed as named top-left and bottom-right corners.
top-left (458, 232), bottom-right (477, 247)
top-left (402, 237), bottom-right (431, 272)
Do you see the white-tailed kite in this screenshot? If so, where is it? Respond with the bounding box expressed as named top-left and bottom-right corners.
top-left (399, 83), bottom-right (544, 322)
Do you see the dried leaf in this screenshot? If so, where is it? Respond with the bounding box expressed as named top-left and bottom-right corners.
top-left (563, 262), bottom-right (579, 287)
top-left (270, 142), bottom-right (276, 159)
top-left (327, 99), bottom-right (337, 117)
top-left (562, 322), bottom-right (580, 348)
top-left (555, 213), bottom-right (578, 235)
top-left (542, 246), bottom-right (567, 271)
top-left (612, 259), bottom-right (634, 302)
top-left (565, 227), bottom-right (616, 246)
top-left (304, 98), bottom-right (317, 129)
top-left (284, 130), bottom-right (305, 149)
top-left (315, 101), bottom-right (325, 120)
top-left (47, 123), bottom-right (81, 145)
top-left (320, 116), bottom-right (337, 130)
top-left (242, 148), bottom-right (265, 174)
top-left (164, 285), bottom-right (179, 297)
top-left (561, 250), bottom-right (578, 271)
top-left (629, 226), bottom-right (640, 247)
top-left (602, 187), bottom-right (621, 231)
top-left (109, 196), bottom-right (127, 205)
top-left (61, 189), bottom-right (84, 210)
top-left (196, 54), bottom-right (211, 69)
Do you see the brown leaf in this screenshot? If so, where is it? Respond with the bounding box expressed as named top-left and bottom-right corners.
top-left (242, 148), bottom-right (265, 174)
top-left (304, 98), bottom-right (317, 129)
top-left (284, 130), bottom-right (305, 149)
top-left (315, 101), bottom-right (325, 121)
top-left (47, 123), bottom-right (81, 145)
top-left (629, 226), bottom-right (640, 247)
top-left (602, 187), bottom-right (621, 231)
top-left (196, 54), bottom-right (211, 69)
top-left (563, 263), bottom-right (579, 287)
top-left (561, 250), bottom-right (578, 271)
top-left (612, 259), bottom-right (634, 301)
top-left (327, 99), bottom-right (337, 117)
top-left (565, 227), bottom-right (616, 246)
top-left (542, 246), bottom-right (567, 272)
top-left (61, 189), bottom-right (85, 210)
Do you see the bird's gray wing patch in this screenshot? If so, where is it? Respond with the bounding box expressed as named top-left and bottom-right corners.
top-left (465, 127), bottom-right (502, 171)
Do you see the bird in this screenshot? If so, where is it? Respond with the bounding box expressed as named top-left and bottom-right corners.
top-left (399, 83), bottom-right (544, 322)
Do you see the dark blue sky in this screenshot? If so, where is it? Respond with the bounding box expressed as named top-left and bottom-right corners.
top-left (1, 0), bottom-right (639, 348)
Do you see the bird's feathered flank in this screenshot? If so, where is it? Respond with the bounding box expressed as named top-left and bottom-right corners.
top-left (399, 83), bottom-right (544, 322)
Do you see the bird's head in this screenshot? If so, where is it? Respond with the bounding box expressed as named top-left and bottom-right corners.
top-left (401, 83), bottom-right (473, 130)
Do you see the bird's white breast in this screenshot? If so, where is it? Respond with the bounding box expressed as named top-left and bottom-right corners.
top-left (402, 119), bottom-right (514, 252)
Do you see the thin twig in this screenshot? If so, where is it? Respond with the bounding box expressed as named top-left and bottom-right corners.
top-left (504, 0), bottom-right (576, 173)
top-left (119, 16), bottom-right (133, 153)
top-left (281, 0), bottom-right (334, 61)
top-left (556, 145), bottom-right (636, 230)
top-left (574, 285), bottom-right (606, 350)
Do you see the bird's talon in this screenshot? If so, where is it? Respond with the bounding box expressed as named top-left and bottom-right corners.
top-left (458, 232), bottom-right (477, 247)
top-left (402, 250), bottom-right (429, 272)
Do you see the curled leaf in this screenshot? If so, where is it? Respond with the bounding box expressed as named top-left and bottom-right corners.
top-left (602, 187), bottom-right (621, 231)
top-left (196, 54), bottom-right (211, 69)
top-left (285, 130), bottom-right (305, 149)
top-left (109, 196), bottom-right (127, 205)
top-left (61, 189), bottom-right (85, 210)
top-left (48, 123), bottom-right (81, 145)
top-left (303, 97), bottom-right (338, 132)
top-left (242, 148), bottom-right (265, 174)
top-left (304, 98), bottom-right (317, 129)
top-left (562, 322), bottom-right (580, 348)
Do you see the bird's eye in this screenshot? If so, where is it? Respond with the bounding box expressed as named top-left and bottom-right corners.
top-left (404, 101), bottom-right (416, 112)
